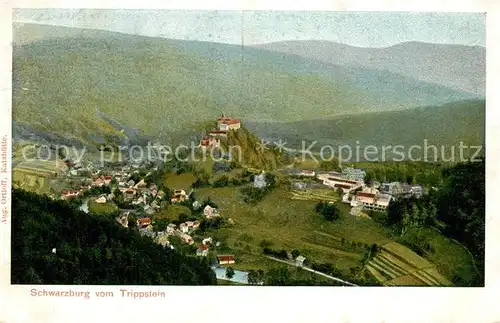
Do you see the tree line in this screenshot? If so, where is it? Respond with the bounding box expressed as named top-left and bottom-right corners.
top-left (11, 188), bottom-right (217, 285)
top-left (383, 159), bottom-right (485, 284)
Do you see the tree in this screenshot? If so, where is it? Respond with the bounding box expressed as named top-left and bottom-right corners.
top-left (257, 269), bottom-right (265, 282)
top-left (264, 267), bottom-right (292, 285)
top-left (129, 173), bottom-right (141, 183)
top-left (401, 208), bottom-right (411, 237)
top-left (11, 188), bottom-right (217, 285)
top-left (291, 249), bottom-right (300, 259)
top-left (315, 201), bottom-right (340, 221)
top-left (247, 270), bottom-right (259, 285)
top-left (259, 239), bottom-right (273, 249)
top-left (225, 267), bottom-right (235, 279)
top-left (426, 203), bottom-right (437, 225)
top-left (212, 175), bottom-right (229, 188)
top-left (266, 173), bottom-right (277, 188)
top-left (409, 204), bottom-right (421, 228)
top-left (114, 189), bottom-right (124, 206)
top-left (202, 197), bottom-right (218, 209)
top-left (365, 171), bottom-right (374, 185)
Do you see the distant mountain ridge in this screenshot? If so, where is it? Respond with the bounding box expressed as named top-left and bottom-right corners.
top-left (12, 23), bottom-right (481, 148)
top-left (244, 99), bottom-right (485, 160)
top-left (254, 40), bottom-right (485, 96)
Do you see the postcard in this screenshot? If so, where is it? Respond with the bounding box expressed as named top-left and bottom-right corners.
top-left (1, 2), bottom-right (498, 323)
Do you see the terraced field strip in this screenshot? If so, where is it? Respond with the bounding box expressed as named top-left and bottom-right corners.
top-left (384, 275), bottom-right (428, 286)
top-left (380, 246), bottom-right (445, 286)
top-left (366, 242), bottom-right (453, 286)
top-left (411, 269), bottom-right (441, 286)
top-left (383, 242), bottom-right (433, 269)
top-left (13, 166), bottom-right (57, 176)
top-left (290, 190), bottom-right (338, 202)
top-left (422, 268), bottom-right (452, 286)
top-left (368, 259), bottom-right (399, 280)
top-left (366, 263), bottom-right (392, 282)
top-left (371, 255), bottom-right (407, 278)
top-left (377, 251), bottom-right (419, 274)
top-left (313, 231), bottom-right (343, 242)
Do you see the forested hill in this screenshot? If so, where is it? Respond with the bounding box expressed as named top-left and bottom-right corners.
top-left (11, 189), bottom-right (217, 285)
top-left (13, 23), bottom-right (478, 147)
top-left (385, 158), bottom-right (485, 285)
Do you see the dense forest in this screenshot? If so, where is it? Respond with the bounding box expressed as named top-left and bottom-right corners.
top-left (384, 158), bottom-right (485, 285)
top-left (11, 189), bottom-right (217, 285)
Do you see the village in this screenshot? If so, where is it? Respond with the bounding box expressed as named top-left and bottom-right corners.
top-left (14, 113), bottom-right (429, 284)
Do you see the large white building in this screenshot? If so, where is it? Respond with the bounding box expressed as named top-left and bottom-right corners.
top-left (351, 192), bottom-right (392, 212)
top-left (318, 174), bottom-right (364, 192)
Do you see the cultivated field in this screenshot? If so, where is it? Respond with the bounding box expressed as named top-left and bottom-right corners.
top-left (366, 242), bottom-right (452, 286)
top-left (161, 172), bottom-right (477, 285)
top-left (194, 184), bottom-right (392, 280)
top-left (290, 188), bottom-right (339, 202)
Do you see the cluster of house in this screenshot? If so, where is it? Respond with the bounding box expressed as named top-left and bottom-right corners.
top-left (379, 182), bottom-right (424, 199)
top-left (115, 207), bottom-right (235, 265)
top-left (199, 113), bottom-right (241, 147)
top-left (59, 160), bottom-right (162, 201)
top-left (114, 200), bottom-right (222, 247)
top-left (290, 167), bottom-right (424, 215)
top-left (129, 216), bottom-right (199, 245)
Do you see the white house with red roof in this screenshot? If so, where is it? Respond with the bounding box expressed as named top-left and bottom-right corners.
top-left (204, 205), bottom-right (220, 219)
top-left (217, 113), bottom-right (241, 130)
top-left (60, 189), bottom-right (79, 200)
top-left (217, 255), bottom-right (235, 265)
top-left (196, 244), bottom-right (209, 257)
top-left (136, 217), bottom-right (151, 228)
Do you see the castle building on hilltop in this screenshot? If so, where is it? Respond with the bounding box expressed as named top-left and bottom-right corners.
top-left (217, 113), bottom-right (241, 131)
top-left (199, 114), bottom-right (241, 147)
top-left (200, 136), bottom-right (220, 147)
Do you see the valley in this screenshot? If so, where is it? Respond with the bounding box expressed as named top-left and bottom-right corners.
top-left (10, 20), bottom-right (485, 287)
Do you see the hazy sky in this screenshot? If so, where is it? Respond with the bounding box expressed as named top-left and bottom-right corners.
top-left (13, 9), bottom-right (486, 47)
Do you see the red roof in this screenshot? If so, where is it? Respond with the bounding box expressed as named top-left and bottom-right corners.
top-left (357, 192), bottom-right (376, 198)
top-left (327, 177), bottom-right (358, 185)
top-left (103, 176), bottom-right (112, 180)
top-left (221, 119), bottom-right (240, 125)
top-left (137, 218), bottom-right (151, 225)
top-left (61, 189), bottom-right (78, 195)
top-left (217, 255), bottom-right (235, 262)
top-left (198, 244), bottom-right (209, 251)
top-left (200, 139), bottom-right (213, 146)
top-left (334, 184), bottom-right (352, 189)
